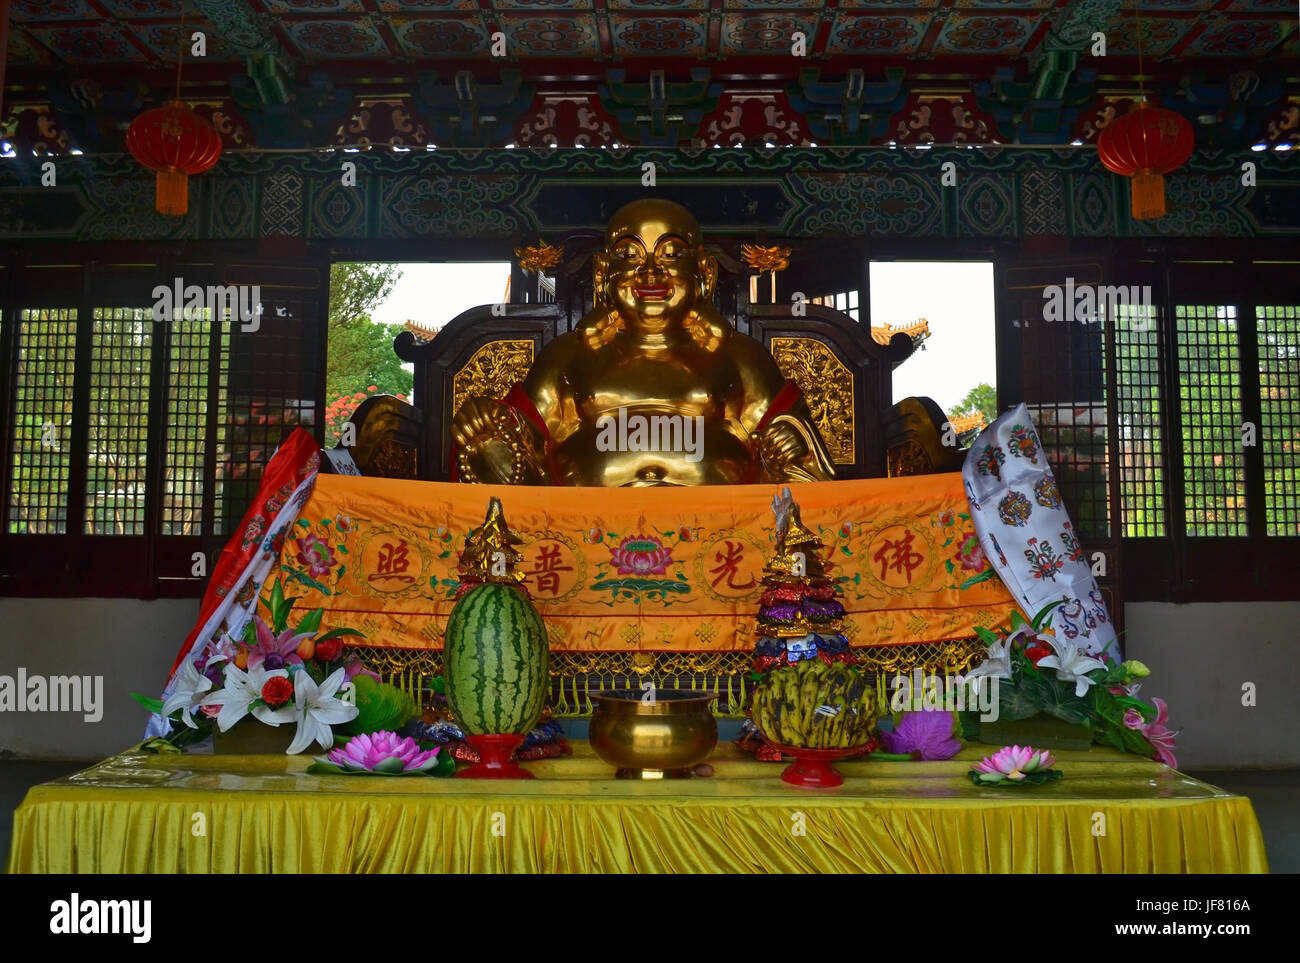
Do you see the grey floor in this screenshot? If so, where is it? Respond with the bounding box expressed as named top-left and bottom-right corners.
top-left (2, 759), bottom-right (1296, 873)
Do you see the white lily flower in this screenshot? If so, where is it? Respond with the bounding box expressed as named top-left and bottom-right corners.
top-left (162, 654), bottom-right (222, 729)
top-left (286, 666), bottom-right (359, 755)
top-left (1037, 634), bottom-right (1107, 698)
top-left (200, 663), bottom-right (295, 733)
top-left (964, 636), bottom-right (1013, 700)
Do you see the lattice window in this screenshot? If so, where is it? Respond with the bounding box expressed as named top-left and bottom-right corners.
top-left (9, 308), bottom-right (76, 534)
top-left (1258, 305), bottom-right (1300, 536)
top-left (1024, 317), bottom-right (1110, 541)
top-left (219, 296), bottom-right (319, 534)
top-left (811, 290), bottom-right (860, 321)
top-left (1175, 305), bottom-right (1245, 537)
top-left (1113, 301), bottom-right (1164, 537)
top-left (86, 308), bottom-right (152, 535)
top-left (163, 308), bottom-right (225, 535)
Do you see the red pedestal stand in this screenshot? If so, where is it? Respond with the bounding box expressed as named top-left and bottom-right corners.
top-left (768, 743), bottom-right (871, 789)
top-left (455, 733), bottom-right (534, 779)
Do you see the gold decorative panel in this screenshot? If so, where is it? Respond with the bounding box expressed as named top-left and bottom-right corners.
top-left (769, 337), bottom-right (855, 465)
top-left (452, 340), bottom-right (535, 413)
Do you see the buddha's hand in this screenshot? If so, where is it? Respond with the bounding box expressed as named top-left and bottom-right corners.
top-left (755, 414), bottom-right (837, 483)
top-left (451, 396), bottom-right (546, 485)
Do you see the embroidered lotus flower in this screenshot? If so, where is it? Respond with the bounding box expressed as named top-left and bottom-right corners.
top-left (324, 731), bottom-right (442, 774)
top-left (972, 745), bottom-right (1057, 784)
top-left (955, 532), bottom-right (988, 573)
top-left (295, 534), bottom-right (336, 577)
top-left (610, 534), bottom-right (673, 576)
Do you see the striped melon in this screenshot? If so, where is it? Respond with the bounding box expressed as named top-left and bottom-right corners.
top-left (444, 583), bottom-right (549, 735)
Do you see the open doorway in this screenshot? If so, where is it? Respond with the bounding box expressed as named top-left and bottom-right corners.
top-left (325, 262), bottom-right (510, 446)
top-left (869, 261), bottom-right (997, 432)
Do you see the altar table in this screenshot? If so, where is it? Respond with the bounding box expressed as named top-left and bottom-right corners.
top-left (7, 743), bottom-right (1267, 874)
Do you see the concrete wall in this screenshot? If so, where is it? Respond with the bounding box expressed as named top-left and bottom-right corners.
top-left (1124, 602), bottom-right (1300, 770)
top-left (1, 597), bottom-right (1296, 768)
top-left (0, 598), bottom-right (199, 761)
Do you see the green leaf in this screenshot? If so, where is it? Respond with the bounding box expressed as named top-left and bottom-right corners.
top-left (995, 678), bottom-right (1042, 722)
top-left (973, 626), bottom-right (1001, 647)
top-left (957, 569), bottom-right (997, 591)
top-left (270, 578), bottom-right (285, 617)
top-left (296, 608), bottom-right (325, 635)
top-left (315, 627), bottom-right (364, 643)
top-left (1037, 675), bottom-right (1093, 725)
top-left (337, 545), bottom-right (349, 555)
top-left (337, 565), bottom-right (346, 578)
top-left (297, 519), bottom-right (310, 528)
top-left (941, 538), bottom-right (953, 548)
top-left (130, 692), bottom-right (164, 714)
top-left (945, 559), bottom-right (955, 574)
top-left (1030, 602), bottom-right (1060, 630)
top-left (433, 752), bottom-right (456, 777)
top-left (371, 756), bottom-right (407, 774)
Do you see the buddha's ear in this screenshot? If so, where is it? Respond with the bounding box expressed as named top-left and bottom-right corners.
top-left (698, 248), bottom-right (718, 300)
top-left (592, 251), bottom-right (609, 307)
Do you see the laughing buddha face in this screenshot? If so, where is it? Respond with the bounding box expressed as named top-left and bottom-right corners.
top-left (595, 199), bottom-right (719, 331)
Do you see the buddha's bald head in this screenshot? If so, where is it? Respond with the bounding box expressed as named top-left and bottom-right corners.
top-left (605, 199), bottom-right (702, 248)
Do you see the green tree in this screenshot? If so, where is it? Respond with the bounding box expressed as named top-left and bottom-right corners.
top-left (326, 263), bottom-right (412, 446)
top-left (951, 382), bottom-right (997, 423)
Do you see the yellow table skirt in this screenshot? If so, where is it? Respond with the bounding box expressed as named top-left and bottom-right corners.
top-left (7, 743), bottom-right (1268, 874)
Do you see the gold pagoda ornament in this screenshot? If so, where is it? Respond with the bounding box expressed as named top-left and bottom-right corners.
top-left (456, 497), bottom-right (528, 595)
top-left (751, 487), bottom-right (853, 672)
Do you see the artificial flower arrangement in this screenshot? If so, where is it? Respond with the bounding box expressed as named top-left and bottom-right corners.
top-left (970, 745), bottom-right (1061, 786)
top-left (135, 578), bottom-right (451, 773)
top-left (964, 604), bottom-right (1178, 767)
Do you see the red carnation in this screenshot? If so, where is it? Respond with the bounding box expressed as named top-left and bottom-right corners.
top-left (261, 676), bottom-right (294, 708)
top-left (1025, 645), bottom-right (1052, 666)
top-left (315, 638), bottom-right (344, 663)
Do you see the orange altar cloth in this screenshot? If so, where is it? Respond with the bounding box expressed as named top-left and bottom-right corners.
top-left (270, 474), bottom-right (1015, 654)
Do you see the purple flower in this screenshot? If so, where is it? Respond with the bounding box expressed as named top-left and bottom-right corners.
top-left (246, 614), bottom-right (312, 671)
top-left (879, 711), bottom-right (962, 761)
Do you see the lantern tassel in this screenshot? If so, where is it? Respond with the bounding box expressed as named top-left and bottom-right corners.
top-left (1130, 170), bottom-right (1166, 221)
top-left (156, 168), bottom-right (189, 216)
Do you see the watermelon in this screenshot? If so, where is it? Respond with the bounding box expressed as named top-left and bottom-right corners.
top-left (444, 582), bottom-right (549, 735)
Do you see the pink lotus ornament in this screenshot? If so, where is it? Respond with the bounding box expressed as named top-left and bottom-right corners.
top-left (318, 731), bottom-right (443, 774)
top-left (971, 744), bottom-right (1061, 786)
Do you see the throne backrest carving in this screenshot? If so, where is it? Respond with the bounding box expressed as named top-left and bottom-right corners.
top-left (394, 303), bottom-right (565, 480)
top-left (362, 292), bottom-right (947, 483)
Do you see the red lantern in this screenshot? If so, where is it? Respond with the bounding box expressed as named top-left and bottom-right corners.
top-left (126, 100), bottom-right (223, 216)
top-left (1096, 100), bottom-right (1195, 221)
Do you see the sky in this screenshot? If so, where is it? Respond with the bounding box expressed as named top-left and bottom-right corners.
top-left (361, 260), bottom-right (997, 415)
top-left (871, 261), bottom-right (997, 414)
top-left (369, 262), bottom-right (511, 328)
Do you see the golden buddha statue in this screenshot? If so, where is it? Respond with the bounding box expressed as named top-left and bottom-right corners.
top-left (451, 199), bottom-right (836, 486)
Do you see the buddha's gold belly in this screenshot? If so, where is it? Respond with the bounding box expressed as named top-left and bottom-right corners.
top-left (552, 410), bottom-right (757, 486)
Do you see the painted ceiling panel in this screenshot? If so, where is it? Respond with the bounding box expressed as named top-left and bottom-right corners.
top-left (4, 0), bottom-right (1298, 66)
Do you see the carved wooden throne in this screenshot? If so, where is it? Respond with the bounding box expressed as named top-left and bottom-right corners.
top-left (336, 248), bottom-right (978, 711)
